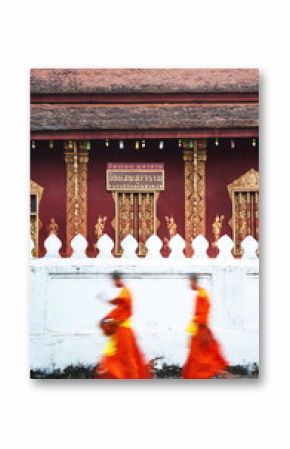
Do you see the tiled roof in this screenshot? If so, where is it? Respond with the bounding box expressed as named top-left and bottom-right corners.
top-left (31, 69), bottom-right (259, 95)
top-left (31, 103), bottom-right (258, 131)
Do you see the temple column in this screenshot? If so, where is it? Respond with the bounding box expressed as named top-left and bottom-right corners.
top-left (182, 139), bottom-right (207, 255)
top-left (64, 140), bottom-right (90, 255)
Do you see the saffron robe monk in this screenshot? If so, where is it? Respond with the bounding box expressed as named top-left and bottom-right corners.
top-left (182, 274), bottom-right (229, 379)
top-left (95, 272), bottom-right (151, 379)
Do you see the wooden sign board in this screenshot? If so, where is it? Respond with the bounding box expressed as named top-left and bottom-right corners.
top-left (106, 163), bottom-right (165, 191)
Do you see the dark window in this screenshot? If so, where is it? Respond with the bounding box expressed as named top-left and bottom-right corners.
top-left (30, 194), bottom-right (37, 214)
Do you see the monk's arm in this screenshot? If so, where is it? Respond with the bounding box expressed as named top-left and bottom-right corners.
top-left (106, 304), bottom-right (130, 322)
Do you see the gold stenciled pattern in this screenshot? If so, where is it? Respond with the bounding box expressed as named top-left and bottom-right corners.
top-left (183, 139), bottom-right (207, 254)
top-left (64, 141), bottom-right (89, 255)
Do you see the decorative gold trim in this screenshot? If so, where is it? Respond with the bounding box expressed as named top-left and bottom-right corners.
top-left (30, 180), bottom-right (44, 201)
top-left (227, 168), bottom-right (259, 198)
top-left (64, 141), bottom-right (89, 255)
top-left (30, 180), bottom-right (44, 257)
top-left (183, 147), bottom-right (194, 250)
top-left (183, 139), bottom-right (207, 254)
top-left (196, 139), bottom-right (207, 236)
top-left (227, 169), bottom-right (259, 255)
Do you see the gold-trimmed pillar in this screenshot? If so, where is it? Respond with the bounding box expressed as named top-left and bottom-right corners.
top-left (182, 139), bottom-right (207, 255)
top-left (64, 140), bottom-right (89, 255)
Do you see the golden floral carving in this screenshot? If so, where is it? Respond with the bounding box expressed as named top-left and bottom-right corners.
top-left (183, 139), bottom-right (207, 254)
top-left (183, 148), bottom-right (194, 250)
top-left (64, 141), bottom-right (89, 255)
top-left (227, 168), bottom-right (259, 198)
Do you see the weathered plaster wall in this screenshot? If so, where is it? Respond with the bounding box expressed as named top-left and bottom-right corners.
top-left (30, 257), bottom-right (259, 371)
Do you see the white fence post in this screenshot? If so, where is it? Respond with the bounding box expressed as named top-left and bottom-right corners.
top-left (191, 235), bottom-right (209, 260)
top-left (241, 236), bottom-right (259, 260)
top-left (70, 234), bottom-right (88, 258)
top-left (145, 234), bottom-right (162, 259)
top-left (216, 234), bottom-right (234, 260)
top-left (169, 234), bottom-right (186, 258)
top-left (121, 234), bottom-right (138, 258)
top-left (96, 234), bottom-right (114, 258)
top-left (44, 234), bottom-right (62, 258)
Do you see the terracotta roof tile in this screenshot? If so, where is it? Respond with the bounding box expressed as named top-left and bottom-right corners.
top-left (30, 69), bottom-right (259, 95)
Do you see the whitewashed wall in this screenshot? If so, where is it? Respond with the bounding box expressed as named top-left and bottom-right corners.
top-left (30, 233), bottom-right (259, 371)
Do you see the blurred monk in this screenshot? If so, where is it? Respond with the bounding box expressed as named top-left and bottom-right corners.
top-left (182, 274), bottom-right (231, 379)
top-left (95, 272), bottom-right (151, 379)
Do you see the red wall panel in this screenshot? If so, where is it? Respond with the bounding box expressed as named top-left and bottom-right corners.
top-left (30, 139), bottom-right (259, 258)
top-left (30, 142), bottom-right (66, 256)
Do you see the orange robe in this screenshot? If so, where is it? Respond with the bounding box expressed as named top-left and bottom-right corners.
top-left (95, 286), bottom-right (151, 379)
top-left (182, 287), bottom-right (228, 379)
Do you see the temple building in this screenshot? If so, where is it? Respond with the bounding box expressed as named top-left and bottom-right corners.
top-left (30, 69), bottom-right (259, 258)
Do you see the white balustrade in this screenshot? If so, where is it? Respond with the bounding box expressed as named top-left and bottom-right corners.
top-left (145, 234), bottom-right (163, 258)
top-left (241, 235), bottom-right (259, 260)
top-left (216, 234), bottom-right (234, 260)
top-left (44, 234), bottom-right (62, 258)
top-left (71, 234), bottom-right (88, 259)
top-left (96, 234), bottom-right (114, 258)
top-left (169, 234), bottom-right (186, 258)
top-left (191, 235), bottom-right (209, 259)
top-left (121, 234), bottom-right (138, 258)
top-left (35, 231), bottom-right (260, 262)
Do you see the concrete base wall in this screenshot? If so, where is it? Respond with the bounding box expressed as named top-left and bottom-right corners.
top-left (30, 257), bottom-right (259, 370)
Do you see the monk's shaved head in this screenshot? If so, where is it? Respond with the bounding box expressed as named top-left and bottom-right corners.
top-left (189, 274), bottom-right (198, 282)
top-left (189, 274), bottom-right (199, 290)
top-left (111, 271), bottom-right (124, 288)
top-left (111, 271), bottom-right (122, 281)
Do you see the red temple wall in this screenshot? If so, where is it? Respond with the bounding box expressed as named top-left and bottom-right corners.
top-left (30, 142), bottom-right (66, 256)
top-left (87, 141), bottom-right (185, 256)
top-left (30, 139), bottom-right (259, 257)
top-left (206, 139), bottom-right (259, 255)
